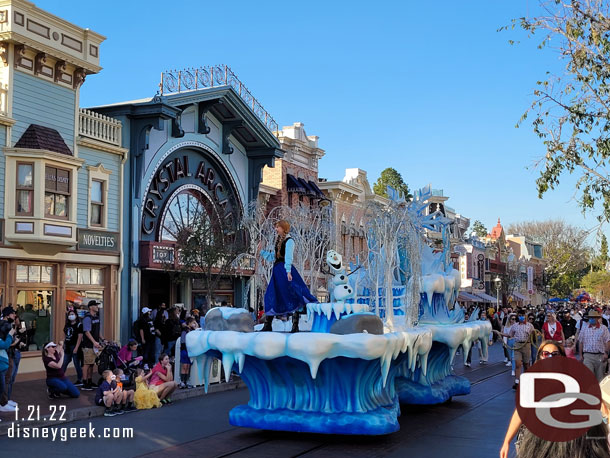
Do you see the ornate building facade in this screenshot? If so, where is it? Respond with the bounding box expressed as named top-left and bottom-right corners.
top-left (94, 66), bottom-right (282, 340)
top-left (0, 0), bottom-right (125, 377)
top-left (258, 122), bottom-right (326, 212)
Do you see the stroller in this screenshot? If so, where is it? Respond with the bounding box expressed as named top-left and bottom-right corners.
top-left (95, 342), bottom-right (138, 389)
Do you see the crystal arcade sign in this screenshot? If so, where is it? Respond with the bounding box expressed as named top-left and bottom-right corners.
top-left (140, 147), bottom-right (240, 241)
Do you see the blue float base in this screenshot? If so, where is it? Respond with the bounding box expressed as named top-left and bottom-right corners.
top-left (229, 402), bottom-right (401, 435)
top-left (396, 375), bottom-right (470, 405)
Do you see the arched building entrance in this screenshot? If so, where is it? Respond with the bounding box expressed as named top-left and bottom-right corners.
top-left (139, 145), bottom-right (243, 311)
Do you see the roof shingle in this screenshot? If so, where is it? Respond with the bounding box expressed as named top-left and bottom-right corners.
top-left (14, 124), bottom-right (72, 156)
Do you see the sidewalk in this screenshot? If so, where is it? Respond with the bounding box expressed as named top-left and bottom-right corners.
top-left (0, 376), bottom-right (245, 435)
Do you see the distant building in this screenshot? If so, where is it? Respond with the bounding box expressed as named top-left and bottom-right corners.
top-left (506, 234), bottom-right (546, 307)
top-left (258, 122), bottom-right (326, 212)
top-left (318, 168), bottom-right (387, 266)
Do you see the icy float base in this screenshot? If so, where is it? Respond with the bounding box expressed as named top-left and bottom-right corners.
top-left (396, 375), bottom-right (470, 404)
top-left (224, 353), bottom-right (402, 435)
top-left (230, 403), bottom-right (401, 435)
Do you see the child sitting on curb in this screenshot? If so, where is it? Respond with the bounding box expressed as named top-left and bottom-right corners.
top-left (95, 370), bottom-right (122, 417)
top-left (134, 368), bottom-right (161, 409)
top-left (112, 368), bottom-right (136, 412)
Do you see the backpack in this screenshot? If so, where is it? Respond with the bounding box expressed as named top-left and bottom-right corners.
top-left (132, 319), bottom-right (141, 342)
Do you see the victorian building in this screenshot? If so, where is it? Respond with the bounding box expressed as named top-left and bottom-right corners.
top-left (0, 0), bottom-right (126, 376)
top-left (258, 121), bottom-right (326, 211)
top-left (318, 168), bottom-right (386, 267)
top-left (506, 234), bottom-right (546, 307)
top-left (93, 66), bottom-right (282, 341)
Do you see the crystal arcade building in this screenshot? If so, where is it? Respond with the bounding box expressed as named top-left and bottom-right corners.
top-left (93, 67), bottom-right (282, 340)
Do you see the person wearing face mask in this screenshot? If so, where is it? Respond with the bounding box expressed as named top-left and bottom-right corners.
top-left (578, 310), bottom-right (610, 381)
top-left (61, 308), bottom-right (84, 386)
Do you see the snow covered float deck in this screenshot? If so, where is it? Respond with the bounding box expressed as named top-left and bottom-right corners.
top-left (185, 319), bottom-right (491, 435)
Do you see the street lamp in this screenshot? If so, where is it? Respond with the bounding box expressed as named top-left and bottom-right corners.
top-left (494, 276), bottom-right (501, 309)
top-left (545, 284), bottom-right (550, 301)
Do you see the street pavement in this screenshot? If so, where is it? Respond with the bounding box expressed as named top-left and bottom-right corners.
top-left (0, 341), bottom-right (517, 458)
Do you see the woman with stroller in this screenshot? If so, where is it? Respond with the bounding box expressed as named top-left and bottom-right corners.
top-left (118, 339), bottom-right (143, 369)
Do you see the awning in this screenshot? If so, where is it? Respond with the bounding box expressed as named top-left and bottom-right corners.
top-left (458, 291), bottom-right (482, 302)
top-left (511, 291), bottom-right (528, 301)
top-left (298, 177), bottom-right (317, 196)
top-left (287, 174), bottom-right (306, 193)
top-left (308, 180), bottom-right (325, 198)
top-left (473, 292), bottom-right (498, 303)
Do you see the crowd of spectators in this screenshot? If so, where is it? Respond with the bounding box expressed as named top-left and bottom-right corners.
top-left (464, 301), bottom-right (610, 386)
top-left (0, 300), bottom-right (208, 420)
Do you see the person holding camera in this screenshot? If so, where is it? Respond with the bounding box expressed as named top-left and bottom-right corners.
top-left (42, 341), bottom-right (80, 399)
top-left (62, 308), bottom-right (84, 386)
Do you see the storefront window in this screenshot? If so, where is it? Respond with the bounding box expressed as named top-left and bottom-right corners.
top-left (78, 268), bottom-right (91, 285)
top-left (16, 290), bottom-right (54, 351)
top-left (67, 267), bottom-right (103, 286)
top-left (16, 264), bottom-right (54, 283)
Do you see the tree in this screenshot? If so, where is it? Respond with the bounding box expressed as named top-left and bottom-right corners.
top-left (507, 220), bottom-right (592, 296)
top-left (581, 269), bottom-right (610, 300)
top-left (471, 220), bottom-right (488, 238)
top-left (373, 168), bottom-right (412, 200)
top-left (508, 1), bottom-right (610, 222)
top-left (173, 202), bottom-right (245, 310)
top-left (241, 201), bottom-right (335, 312)
top-left (594, 234), bottom-right (609, 271)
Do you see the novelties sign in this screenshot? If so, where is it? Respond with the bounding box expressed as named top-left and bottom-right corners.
top-left (77, 229), bottom-right (119, 252)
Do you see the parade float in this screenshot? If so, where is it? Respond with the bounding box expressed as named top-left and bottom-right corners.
top-left (186, 186), bottom-right (491, 435)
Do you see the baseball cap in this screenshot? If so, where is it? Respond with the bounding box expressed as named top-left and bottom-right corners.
top-left (87, 300), bottom-right (101, 307)
top-left (44, 342), bottom-right (57, 349)
top-left (142, 307), bottom-right (152, 313)
top-left (1, 306), bottom-right (16, 318)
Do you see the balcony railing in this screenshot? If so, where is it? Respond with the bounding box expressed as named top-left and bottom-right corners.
top-left (78, 108), bottom-right (122, 146)
top-left (159, 65), bottom-right (279, 134)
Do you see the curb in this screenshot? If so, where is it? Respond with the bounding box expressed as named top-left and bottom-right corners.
top-left (0, 380), bottom-right (246, 436)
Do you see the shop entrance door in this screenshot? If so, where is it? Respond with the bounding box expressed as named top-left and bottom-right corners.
top-left (141, 270), bottom-right (171, 309)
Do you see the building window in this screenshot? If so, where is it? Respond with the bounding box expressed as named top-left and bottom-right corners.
top-left (44, 166), bottom-right (70, 218)
top-left (16, 290), bottom-right (54, 351)
top-left (16, 264), bottom-right (54, 283)
top-left (66, 267), bottom-right (104, 286)
top-left (90, 180), bottom-right (104, 226)
top-left (16, 162), bottom-right (34, 215)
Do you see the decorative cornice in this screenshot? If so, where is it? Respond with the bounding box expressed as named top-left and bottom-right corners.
top-left (4, 147), bottom-right (85, 166)
top-left (1, 32), bottom-right (102, 73)
top-left (86, 163), bottom-right (112, 175)
top-left (77, 136), bottom-right (127, 156)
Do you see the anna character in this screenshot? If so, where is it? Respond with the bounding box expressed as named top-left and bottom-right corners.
top-left (260, 220), bottom-right (317, 332)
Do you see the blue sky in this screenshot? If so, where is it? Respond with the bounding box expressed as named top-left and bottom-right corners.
top-left (36, 0), bottom-right (603, 246)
